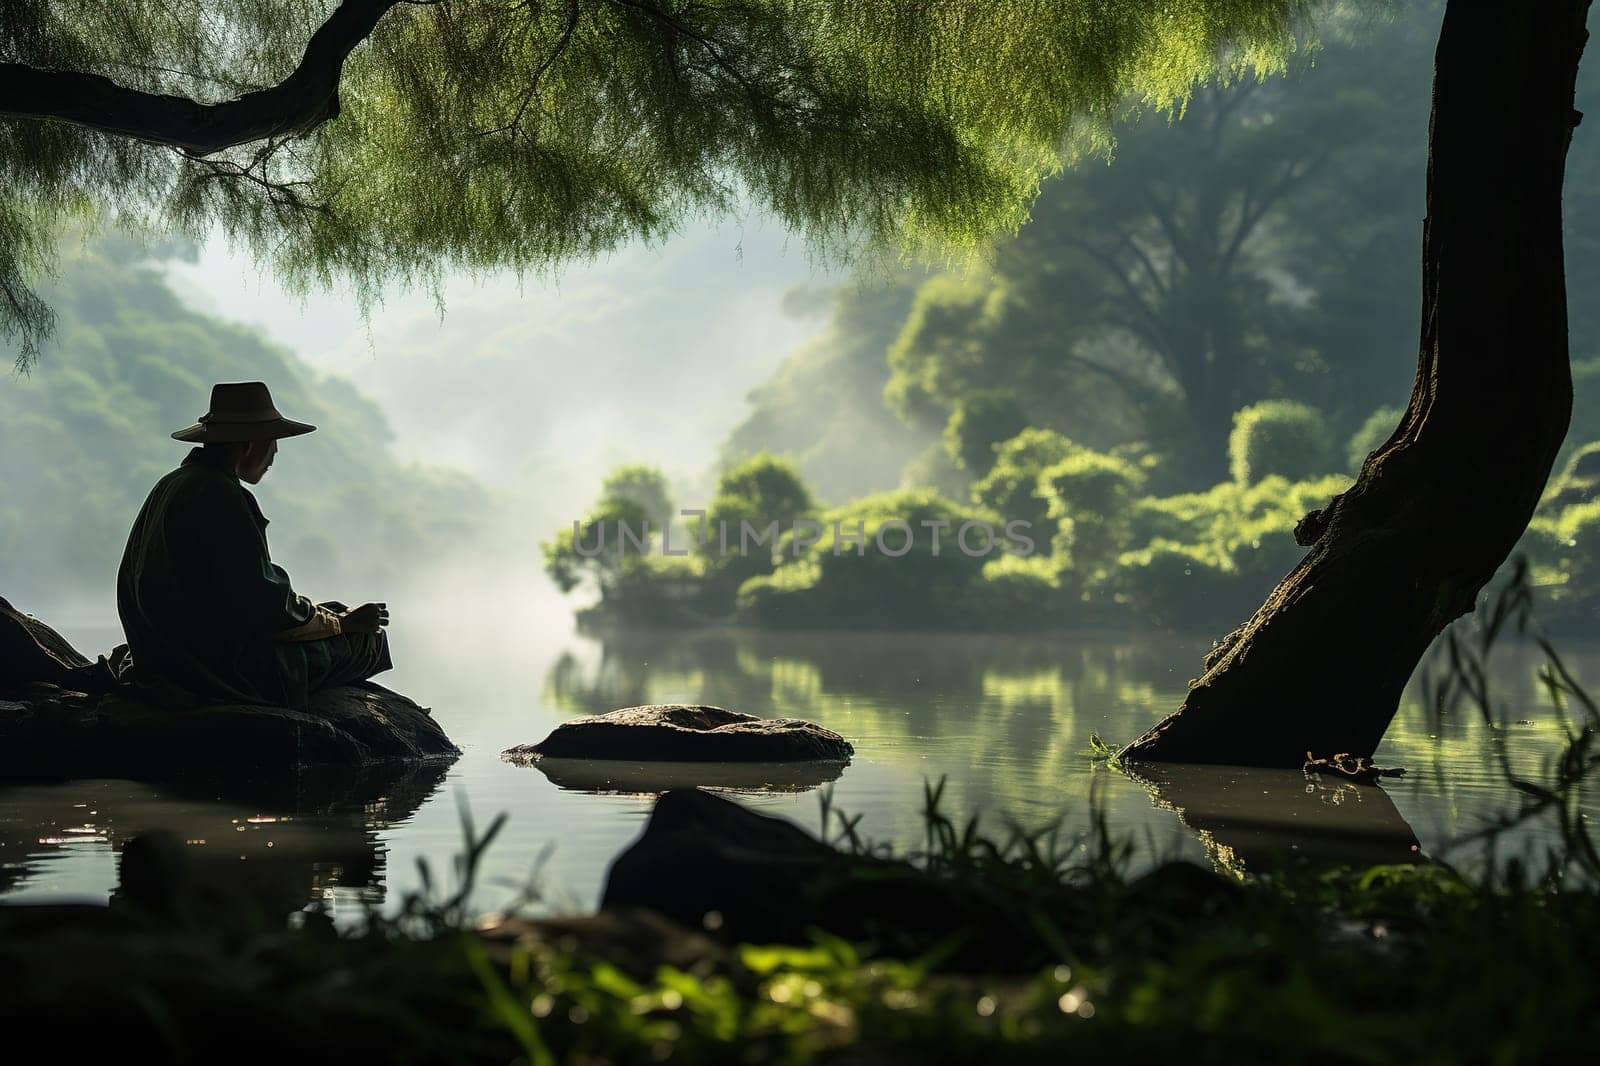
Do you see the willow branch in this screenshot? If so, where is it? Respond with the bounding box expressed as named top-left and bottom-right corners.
top-left (0, 0), bottom-right (401, 156)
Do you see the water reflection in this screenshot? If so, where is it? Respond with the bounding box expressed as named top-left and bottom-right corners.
top-left (1129, 762), bottom-right (1424, 874)
top-left (517, 756), bottom-right (846, 796)
top-left (3, 623), bottom-right (1596, 908)
top-left (0, 760), bottom-right (448, 913)
top-left (543, 627), bottom-right (1599, 874)
top-left (543, 628), bottom-right (1193, 813)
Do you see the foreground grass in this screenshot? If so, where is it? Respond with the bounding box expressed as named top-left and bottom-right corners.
top-left (6, 786), bottom-right (1597, 1065)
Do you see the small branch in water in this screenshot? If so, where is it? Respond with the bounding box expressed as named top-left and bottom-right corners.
top-left (1303, 752), bottom-right (1406, 783)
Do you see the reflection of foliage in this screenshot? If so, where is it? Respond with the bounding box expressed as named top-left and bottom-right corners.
top-left (541, 627), bottom-right (1180, 816)
top-left (1416, 562), bottom-right (1600, 880)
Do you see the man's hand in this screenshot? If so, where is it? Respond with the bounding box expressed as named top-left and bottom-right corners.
top-left (341, 602), bottom-right (389, 634)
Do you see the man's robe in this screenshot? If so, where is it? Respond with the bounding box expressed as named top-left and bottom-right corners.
top-left (116, 447), bottom-right (390, 709)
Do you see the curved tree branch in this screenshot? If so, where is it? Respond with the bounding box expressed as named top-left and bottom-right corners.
top-left (0, 0), bottom-right (401, 156)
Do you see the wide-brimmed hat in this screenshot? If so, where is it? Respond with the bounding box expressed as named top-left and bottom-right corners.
top-left (172, 381), bottom-right (317, 443)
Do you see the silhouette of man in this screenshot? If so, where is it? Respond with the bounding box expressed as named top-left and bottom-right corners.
top-left (116, 381), bottom-right (392, 709)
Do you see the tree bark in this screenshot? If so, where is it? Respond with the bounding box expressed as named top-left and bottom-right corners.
top-left (1121, 0), bottom-right (1591, 768)
top-left (0, 0), bottom-right (398, 155)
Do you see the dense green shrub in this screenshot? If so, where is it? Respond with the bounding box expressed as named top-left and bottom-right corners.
top-left (1110, 473), bottom-right (1346, 626)
top-left (1040, 450), bottom-right (1145, 576)
top-left (597, 464), bottom-right (675, 528)
top-left (1346, 404), bottom-right (1403, 473)
top-left (971, 429), bottom-right (1077, 543)
top-left (697, 453), bottom-right (819, 612)
top-left (740, 490), bottom-right (1009, 628)
top-left (1113, 541), bottom-right (1238, 627)
top-left (942, 390), bottom-right (1029, 475)
top-left (1227, 400), bottom-right (1332, 485)
top-left (542, 496), bottom-right (654, 594)
top-left (979, 554), bottom-right (1071, 624)
top-left (899, 440), bottom-right (971, 498)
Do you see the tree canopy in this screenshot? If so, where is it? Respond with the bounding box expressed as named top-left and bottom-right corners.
top-left (3, 0), bottom-right (1311, 365)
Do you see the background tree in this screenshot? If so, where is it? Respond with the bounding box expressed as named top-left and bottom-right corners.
top-left (1122, 0), bottom-right (1597, 766)
top-left (597, 465), bottom-right (675, 530)
top-left (720, 280), bottom-right (930, 501)
top-left (697, 453), bottom-right (816, 614)
top-left (881, 11), bottom-right (1433, 484)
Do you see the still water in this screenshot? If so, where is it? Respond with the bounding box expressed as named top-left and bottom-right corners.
top-left (3, 608), bottom-right (1595, 918)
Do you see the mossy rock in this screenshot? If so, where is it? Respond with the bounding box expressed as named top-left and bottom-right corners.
top-left (505, 704), bottom-right (853, 764)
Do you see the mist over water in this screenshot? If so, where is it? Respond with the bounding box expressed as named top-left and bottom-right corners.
top-left (163, 217), bottom-right (839, 531)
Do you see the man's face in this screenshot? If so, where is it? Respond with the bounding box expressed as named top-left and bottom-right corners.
top-left (237, 438), bottom-right (278, 484)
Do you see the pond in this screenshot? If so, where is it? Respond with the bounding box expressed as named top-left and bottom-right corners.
top-left (2, 608), bottom-right (1595, 919)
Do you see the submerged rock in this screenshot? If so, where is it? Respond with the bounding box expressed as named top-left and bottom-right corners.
top-left (0, 596), bottom-right (458, 777)
top-left (504, 704), bottom-right (853, 764)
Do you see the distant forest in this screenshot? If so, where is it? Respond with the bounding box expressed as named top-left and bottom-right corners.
top-left (0, 238), bottom-right (483, 611)
top-left (551, 1), bottom-right (1600, 633)
top-left (723, 1), bottom-right (1600, 501)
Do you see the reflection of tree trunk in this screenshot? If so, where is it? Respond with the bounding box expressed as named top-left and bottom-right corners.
top-left (1122, 1), bottom-right (1589, 767)
top-left (1129, 763), bottom-right (1423, 874)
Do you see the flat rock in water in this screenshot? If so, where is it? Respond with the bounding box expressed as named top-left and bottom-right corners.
top-left (504, 704), bottom-right (853, 764)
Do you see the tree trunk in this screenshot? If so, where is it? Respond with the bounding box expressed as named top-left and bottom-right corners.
top-left (1120, 0), bottom-right (1590, 768)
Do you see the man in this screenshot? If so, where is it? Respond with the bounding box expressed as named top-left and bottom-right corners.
top-left (116, 381), bottom-right (392, 709)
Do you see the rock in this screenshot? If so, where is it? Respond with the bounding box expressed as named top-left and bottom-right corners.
top-left (600, 789), bottom-right (1069, 972)
top-left (0, 597), bottom-right (458, 777)
top-left (0, 679), bottom-right (459, 777)
top-left (0, 595), bottom-right (96, 687)
top-left (504, 704), bottom-right (853, 764)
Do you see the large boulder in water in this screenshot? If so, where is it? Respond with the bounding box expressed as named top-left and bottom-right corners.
top-left (503, 704), bottom-right (853, 764)
top-left (0, 596), bottom-right (458, 777)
